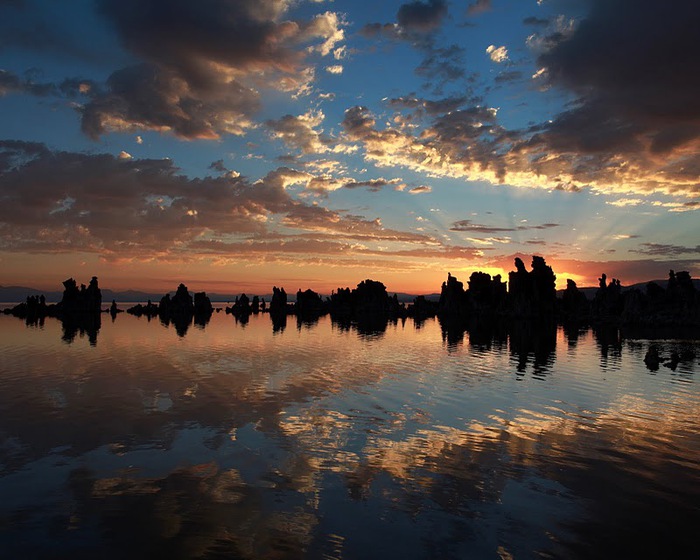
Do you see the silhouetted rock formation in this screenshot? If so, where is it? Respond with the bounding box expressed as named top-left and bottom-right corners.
top-left (438, 257), bottom-right (555, 321)
top-left (226, 293), bottom-right (251, 316)
top-left (509, 256), bottom-right (556, 318)
top-left (6, 258), bottom-right (699, 341)
top-left (108, 299), bottom-right (123, 316)
top-left (409, 295), bottom-right (438, 321)
top-left (559, 279), bottom-right (590, 321)
top-left (296, 288), bottom-right (327, 317)
top-left (58, 276), bottom-right (103, 316)
top-left (603, 269), bottom-right (700, 327)
top-left (438, 273), bottom-right (467, 318)
top-left (329, 279), bottom-right (406, 323)
top-left (592, 273), bottom-right (624, 321)
top-left (158, 284), bottom-right (213, 335)
top-left (468, 271), bottom-right (507, 315)
top-left (3, 276), bottom-right (104, 343)
top-left (124, 284), bottom-right (213, 335)
top-left (127, 300), bottom-right (159, 318)
top-left (4, 294), bottom-right (52, 321)
top-left (194, 291), bottom-right (213, 315)
top-left (269, 286), bottom-right (288, 316)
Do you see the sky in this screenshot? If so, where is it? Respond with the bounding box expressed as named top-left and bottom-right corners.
top-left (0, 0), bottom-right (698, 294)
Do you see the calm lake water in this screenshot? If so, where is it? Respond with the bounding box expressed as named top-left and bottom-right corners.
top-left (1, 310), bottom-right (699, 559)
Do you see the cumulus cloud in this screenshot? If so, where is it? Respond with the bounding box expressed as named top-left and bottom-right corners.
top-left (79, 0), bottom-right (345, 139)
top-left (265, 110), bottom-right (330, 155)
top-left (486, 44), bottom-right (508, 63)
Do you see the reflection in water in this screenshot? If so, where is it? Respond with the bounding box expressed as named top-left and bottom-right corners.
top-left (0, 312), bottom-right (698, 558)
top-left (61, 313), bottom-right (101, 345)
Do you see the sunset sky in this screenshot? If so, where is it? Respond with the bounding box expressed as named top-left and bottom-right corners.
top-left (1, 0), bottom-right (698, 294)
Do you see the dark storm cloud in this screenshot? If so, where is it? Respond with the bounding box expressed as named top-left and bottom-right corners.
top-left (397, 0), bottom-right (448, 33)
top-left (536, 0), bottom-right (700, 156)
top-left (80, 0), bottom-right (344, 139)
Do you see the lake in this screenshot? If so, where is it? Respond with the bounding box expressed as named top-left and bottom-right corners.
top-left (1, 310), bottom-right (699, 559)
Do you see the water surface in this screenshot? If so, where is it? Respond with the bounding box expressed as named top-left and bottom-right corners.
top-left (1, 311), bottom-right (698, 559)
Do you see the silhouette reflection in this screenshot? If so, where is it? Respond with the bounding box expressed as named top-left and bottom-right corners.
top-left (61, 313), bottom-right (101, 345)
top-left (509, 320), bottom-right (557, 376)
top-left (592, 324), bottom-right (622, 368)
top-left (438, 316), bottom-right (555, 375)
top-left (270, 312), bottom-right (287, 334)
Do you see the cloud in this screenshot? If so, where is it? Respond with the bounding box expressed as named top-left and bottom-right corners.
top-left (486, 44), bottom-right (508, 63)
top-left (524, 0), bottom-right (700, 194)
top-left (325, 65), bottom-right (343, 74)
top-left (1, 142), bottom-right (481, 269)
top-left (396, 0), bottom-right (448, 33)
top-left (341, 38), bottom-right (700, 204)
top-left (415, 43), bottom-right (466, 91)
top-left (360, 1), bottom-right (461, 92)
top-left (495, 70), bottom-right (522, 83)
top-left (630, 243), bottom-right (700, 257)
top-left (523, 16), bottom-right (549, 26)
top-left (0, 69), bottom-right (55, 96)
top-left (408, 185), bottom-right (432, 194)
top-left (386, 95), bottom-right (471, 121)
top-left (342, 178), bottom-right (405, 192)
top-left (450, 220), bottom-right (559, 234)
top-left (79, 0), bottom-right (345, 139)
top-left (265, 110), bottom-right (330, 155)
top-left (467, 1), bottom-right (492, 17)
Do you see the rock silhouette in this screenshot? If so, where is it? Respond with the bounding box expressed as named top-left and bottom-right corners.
top-left (3, 276), bottom-right (103, 344)
top-left (269, 286), bottom-right (288, 316)
top-left (439, 256), bottom-right (555, 321)
top-left (125, 283), bottom-right (213, 335)
top-left (560, 279), bottom-right (589, 321)
top-left (5, 258), bottom-right (700, 345)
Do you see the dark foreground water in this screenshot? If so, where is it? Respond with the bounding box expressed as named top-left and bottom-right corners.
top-left (1, 310), bottom-right (699, 559)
